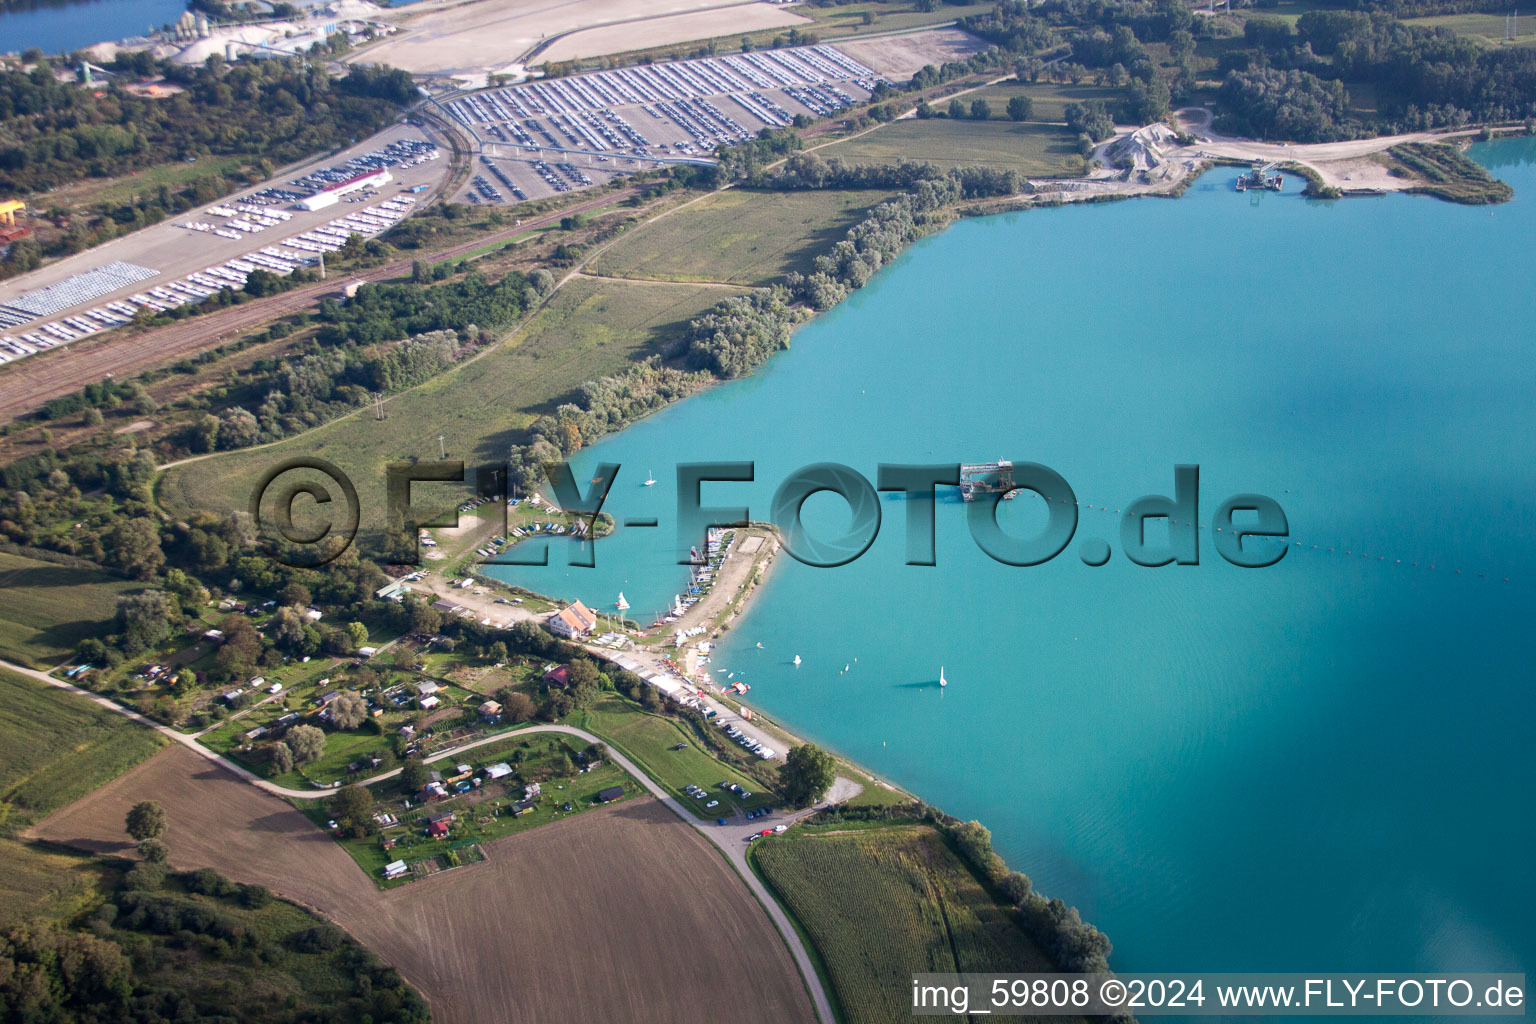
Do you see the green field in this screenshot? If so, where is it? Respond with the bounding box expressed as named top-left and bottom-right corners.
top-left (42, 154), bottom-right (253, 211)
top-left (1404, 12), bottom-right (1536, 46)
top-left (576, 695), bottom-right (775, 817)
top-left (591, 189), bottom-right (895, 286)
top-left (0, 837), bottom-right (113, 925)
top-left (159, 277), bottom-right (745, 531)
top-left (0, 551), bottom-right (141, 668)
top-left (961, 81), bottom-right (1126, 124)
top-left (798, 0), bottom-right (996, 40)
top-left (572, 0), bottom-right (991, 68)
top-left (0, 668), bottom-right (165, 835)
top-left (818, 119), bottom-right (1083, 177)
top-left (754, 825), bottom-right (1057, 1024)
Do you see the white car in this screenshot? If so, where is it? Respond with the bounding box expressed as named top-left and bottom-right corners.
top-left (706, 800), bottom-right (718, 808)
top-left (774, 824), bottom-right (788, 833)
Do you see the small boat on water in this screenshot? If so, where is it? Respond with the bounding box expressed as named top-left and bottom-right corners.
top-left (793, 655), bottom-right (801, 667)
top-left (644, 469), bottom-right (657, 486)
top-left (615, 592), bottom-right (629, 611)
top-left (939, 666), bottom-right (948, 688)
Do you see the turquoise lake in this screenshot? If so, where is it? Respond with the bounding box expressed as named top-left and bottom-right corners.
top-left (491, 139), bottom-right (1536, 977)
top-left (0, 0), bottom-right (188, 55)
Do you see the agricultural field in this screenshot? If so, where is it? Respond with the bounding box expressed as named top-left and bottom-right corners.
top-left (796, 0), bottom-right (998, 42)
top-left (34, 744), bottom-right (814, 1024)
top-left (960, 81), bottom-right (1127, 124)
top-left (0, 837), bottom-right (112, 925)
top-left (576, 694), bottom-right (776, 817)
top-left (819, 118), bottom-right (1083, 177)
top-left (0, 668), bottom-right (164, 836)
top-left (591, 188), bottom-right (896, 286)
top-left (1403, 12), bottom-right (1536, 46)
top-left (547, 0), bottom-right (990, 71)
top-left (159, 277), bottom-right (745, 535)
top-left (754, 825), bottom-right (1058, 1024)
top-left (0, 551), bottom-right (141, 668)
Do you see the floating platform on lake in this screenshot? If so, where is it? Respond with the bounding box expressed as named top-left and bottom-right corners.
top-left (960, 460), bottom-right (1019, 502)
top-left (1236, 162), bottom-right (1284, 191)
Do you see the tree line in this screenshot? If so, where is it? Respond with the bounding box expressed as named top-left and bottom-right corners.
top-left (504, 169), bottom-right (1027, 490)
top-left (1, 807), bottom-right (430, 1022)
top-left (964, 0), bottom-right (1536, 142)
top-left (811, 801), bottom-right (1116, 976)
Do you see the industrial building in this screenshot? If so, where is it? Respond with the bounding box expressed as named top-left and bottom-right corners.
top-left (295, 170), bottom-right (392, 212)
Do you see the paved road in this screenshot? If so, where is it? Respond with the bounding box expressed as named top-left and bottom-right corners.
top-left (0, 187), bottom-right (637, 425)
top-left (3, 654), bottom-right (836, 1024)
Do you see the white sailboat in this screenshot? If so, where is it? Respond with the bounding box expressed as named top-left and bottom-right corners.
top-left (793, 655), bottom-right (801, 667)
top-left (615, 592), bottom-right (629, 611)
top-left (644, 469), bottom-right (657, 486)
top-left (939, 666), bottom-right (947, 688)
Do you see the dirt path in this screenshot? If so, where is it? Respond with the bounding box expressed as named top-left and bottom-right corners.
top-left (7, 653), bottom-right (837, 1024)
top-left (576, 270), bottom-right (744, 289)
top-left (157, 185), bottom-right (722, 475)
top-left (29, 745), bottom-right (819, 1024)
top-left (0, 187), bottom-right (638, 427)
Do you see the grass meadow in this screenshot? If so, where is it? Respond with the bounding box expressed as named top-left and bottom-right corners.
top-left (0, 551), bottom-right (141, 669)
top-left (0, 667), bottom-right (165, 836)
top-left (591, 188), bottom-right (896, 286)
top-left (158, 277), bottom-right (744, 533)
top-left (576, 695), bottom-right (775, 817)
top-left (820, 118), bottom-right (1083, 177)
top-left (754, 825), bottom-right (1058, 1024)
top-left (961, 80), bottom-right (1125, 124)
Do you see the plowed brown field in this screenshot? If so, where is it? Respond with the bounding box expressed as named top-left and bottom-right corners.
top-left (32, 745), bottom-right (814, 1024)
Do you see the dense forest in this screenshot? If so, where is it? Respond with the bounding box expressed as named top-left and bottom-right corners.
top-left (961, 0), bottom-right (1536, 142)
top-left (0, 55), bottom-right (415, 278)
top-left (0, 57), bottom-right (414, 191)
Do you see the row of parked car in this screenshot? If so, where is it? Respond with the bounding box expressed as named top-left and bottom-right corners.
top-left (720, 721), bottom-right (776, 760)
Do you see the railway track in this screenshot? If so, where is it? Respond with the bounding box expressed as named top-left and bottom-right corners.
top-left (0, 187), bottom-right (638, 424)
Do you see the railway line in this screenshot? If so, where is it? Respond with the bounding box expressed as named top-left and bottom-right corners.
top-left (0, 186), bottom-right (638, 424)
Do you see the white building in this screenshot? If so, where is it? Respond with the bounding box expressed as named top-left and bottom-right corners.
top-left (295, 169), bottom-right (391, 212)
top-left (547, 600), bottom-right (598, 638)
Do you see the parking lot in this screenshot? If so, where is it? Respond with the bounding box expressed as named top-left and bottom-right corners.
top-left (0, 123), bottom-right (451, 368)
top-left (445, 44), bottom-right (883, 205)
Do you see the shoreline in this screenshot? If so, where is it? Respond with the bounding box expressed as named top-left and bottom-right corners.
top-left (416, 131), bottom-right (1533, 807)
top-left (433, 523), bottom-right (916, 804)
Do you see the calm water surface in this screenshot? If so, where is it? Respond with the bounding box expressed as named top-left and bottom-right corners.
top-left (493, 139), bottom-right (1536, 978)
top-left (0, 0), bottom-right (188, 55)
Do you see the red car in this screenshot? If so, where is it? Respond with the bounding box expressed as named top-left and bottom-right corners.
top-left (759, 829), bottom-right (773, 837)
